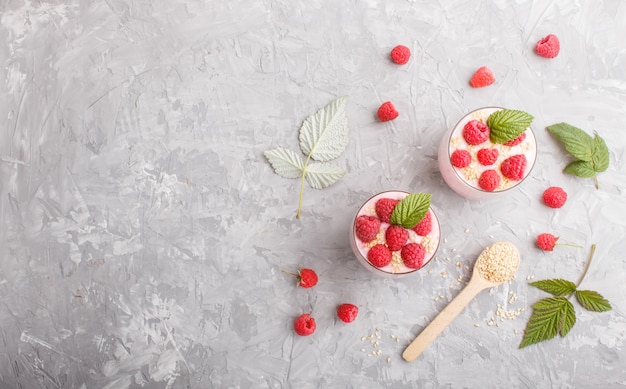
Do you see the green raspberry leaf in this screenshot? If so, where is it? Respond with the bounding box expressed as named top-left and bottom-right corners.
top-left (564, 160), bottom-right (597, 178)
top-left (546, 123), bottom-right (594, 162)
top-left (575, 290), bottom-right (612, 312)
top-left (390, 192), bottom-right (431, 230)
top-left (530, 279), bottom-right (577, 297)
top-left (487, 109), bottom-right (534, 144)
top-left (591, 133), bottom-right (609, 173)
top-left (519, 297), bottom-right (576, 348)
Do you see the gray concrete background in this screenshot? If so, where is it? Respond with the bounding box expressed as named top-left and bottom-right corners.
top-left (1, 0), bottom-right (625, 388)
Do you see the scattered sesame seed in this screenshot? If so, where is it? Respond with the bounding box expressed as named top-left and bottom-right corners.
top-left (474, 323), bottom-right (480, 327)
top-left (465, 229), bottom-right (470, 233)
top-left (444, 238), bottom-right (448, 243)
top-left (361, 348), bottom-right (366, 352)
top-left (452, 248), bottom-right (457, 252)
top-left (387, 357), bottom-right (392, 363)
top-left (456, 262), bottom-right (462, 268)
top-left (441, 271), bottom-right (447, 277)
top-left (428, 269), bottom-right (433, 274)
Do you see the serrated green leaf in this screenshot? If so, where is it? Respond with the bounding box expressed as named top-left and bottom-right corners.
top-left (298, 96), bottom-right (349, 162)
top-left (564, 160), bottom-right (597, 178)
top-left (591, 134), bottom-right (609, 173)
top-left (264, 147), bottom-right (304, 179)
top-left (389, 193), bottom-right (431, 229)
top-left (575, 290), bottom-right (612, 312)
top-left (487, 109), bottom-right (534, 144)
top-left (304, 162), bottom-right (346, 189)
top-left (546, 123), bottom-right (594, 162)
top-left (530, 279), bottom-right (576, 297)
top-left (520, 297), bottom-right (576, 348)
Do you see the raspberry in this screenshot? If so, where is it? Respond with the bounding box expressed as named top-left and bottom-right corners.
top-left (478, 169), bottom-right (500, 192)
top-left (282, 268), bottom-right (318, 288)
top-left (500, 154), bottom-right (527, 181)
top-left (375, 198), bottom-right (399, 224)
top-left (535, 34), bottom-right (560, 59)
top-left (355, 215), bottom-right (381, 243)
top-left (337, 304), bottom-right (359, 323)
top-left (390, 45), bottom-right (411, 65)
top-left (450, 149), bottom-right (472, 168)
top-left (297, 268), bottom-right (318, 288)
top-left (542, 186), bottom-right (567, 208)
top-left (294, 313), bottom-right (316, 336)
top-left (462, 120), bottom-right (490, 145)
top-left (412, 211), bottom-right (432, 236)
top-left (469, 66), bottom-right (496, 88)
top-left (367, 244), bottom-right (392, 267)
top-left (503, 132), bottom-right (526, 147)
top-left (477, 148), bottom-right (499, 166)
top-left (385, 225), bottom-right (408, 251)
top-left (401, 243), bottom-right (426, 269)
top-left (536, 233), bottom-right (558, 251)
top-left (377, 101), bottom-right (399, 122)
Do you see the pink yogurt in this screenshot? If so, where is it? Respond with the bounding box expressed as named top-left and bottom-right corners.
top-left (350, 190), bottom-right (441, 277)
top-left (438, 107), bottom-right (537, 200)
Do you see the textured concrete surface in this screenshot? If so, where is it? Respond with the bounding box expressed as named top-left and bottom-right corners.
top-left (1, 0), bottom-right (625, 388)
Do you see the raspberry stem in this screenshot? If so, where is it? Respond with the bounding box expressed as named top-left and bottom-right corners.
top-left (574, 243), bottom-right (596, 290)
top-left (281, 270), bottom-right (298, 277)
top-left (556, 242), bottom-right (584, 249)
top-left (296, 171), bottom-right (306, 219)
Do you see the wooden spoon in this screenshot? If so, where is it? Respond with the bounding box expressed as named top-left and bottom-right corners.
top-left (402, 242), bottom-right (521, 362)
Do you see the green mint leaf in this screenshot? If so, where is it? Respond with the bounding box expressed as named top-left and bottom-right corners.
top-left (264, 147), bottom-right (304, 179)
top-left (564, 160), bottom-right (597, 178)
top-left (519, 297), bottom-right (576, 348)
top-left (530, 279), bottom-right (576, 297)
top-left (591, 133), bottom-right (609, 173)
top-left (299, 96), bottom-right (349, 162)
top-left (546, 123), bottom-right (594, 162)
top-left (487, 109), bottom-right (534, 144)
top-left (575, 290), bottom-right (612, 312)
top-left (390, 193), bottom-right (431, 229)
top-left (304, 161), bottom-right (346, 189)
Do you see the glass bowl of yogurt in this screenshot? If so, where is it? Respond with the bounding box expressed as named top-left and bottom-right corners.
top-left (438, 107), bottom-right (537, 200)
top-left (350, 190), bottom-right (441, 278)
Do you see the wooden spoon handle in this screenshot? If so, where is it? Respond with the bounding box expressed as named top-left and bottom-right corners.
top-left (402, 279), bottom-right (488, 362)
